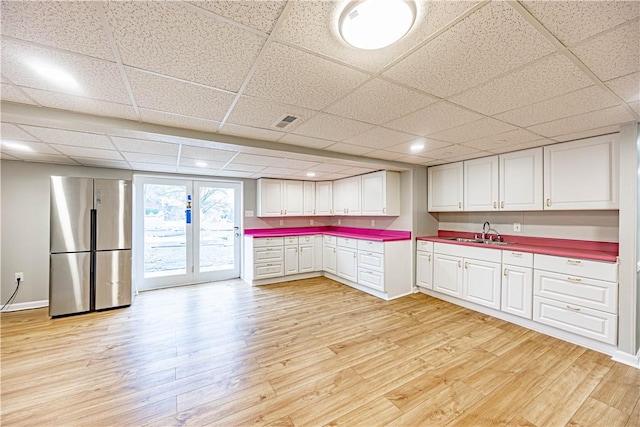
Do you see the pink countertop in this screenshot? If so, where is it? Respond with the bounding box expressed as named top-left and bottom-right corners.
top-left (417, 230), bottom-right (618, 263)
top-left (245, 226), bottom-right (411, 242)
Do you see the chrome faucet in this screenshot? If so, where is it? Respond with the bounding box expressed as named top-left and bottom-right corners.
top-left (481, 221), bottom-right (490, 240)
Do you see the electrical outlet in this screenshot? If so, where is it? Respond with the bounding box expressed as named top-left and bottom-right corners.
top-left (279, 219), bottom-right (283, 226)
top-left (513, 223), bottom-right (521, 232)
top-left (371, 219), bottom-right (375, 227)
top-left (15, 272), bottom-right (24, 283)
top-left (310, 219), bottom-right (314, 225)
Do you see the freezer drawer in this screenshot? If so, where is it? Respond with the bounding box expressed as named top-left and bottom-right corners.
top-left (50, 177), bottom-right (92, 253)
top-left (95, 250), bottom-right (132, 310)
top-left (95, 179), bottom-right (132, 251)
top-left (50, 252), bottom-right (91, 317)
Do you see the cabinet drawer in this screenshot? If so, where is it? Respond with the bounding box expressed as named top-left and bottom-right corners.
top-left (254, 262), bottom-right (284, 279)
top-left (358, 268), bottom-right (384, 291)
top-left (534, 254), bottom-right (617, 282)
top-left (434, 242), bottom-right (501, 263)
top-left (253, 247), bottom-right (283, 262)
top-left (299, 235), bottom-right (316, 244)
top-left (324, 235), bottom-right (336, 245)
top-left (253, 237), bottom-right (284, 248)
top-left (502, 250), bottom-right (533, 268)
top-left (337, 237), bottom-right (358, 249)
top-left (284, 236), bottom-right (299, 246)
top-left (417, 240), bottom-right (434, 252)
top-left (534, 270), bottom-right (618, 314)
top-left (357, 239), bottom-right (384, 253)
top-left (533, 296), bottom-right (617, 345)
top-left (358, 250), bottom-right (384, 272)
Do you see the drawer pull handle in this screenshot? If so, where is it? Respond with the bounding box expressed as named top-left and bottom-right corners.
top-left (511, 252), bottom-right (523, 257)
top-left (546, 198), bottom-right (551, 207)
top-left (464, 262), bottom-right (469, 269)
top-left (566, 305), bottom-right (581, 312)
top-left (458, 260), bottom-right (462, 268)
top-left (504, 268), bottom-right (508, 276)
top-left (383, 207), bottom-right (386, 214)
top-left (428, 254), bottom-right (432, 262)
top-left (567, 276), bottom-right (581, 282)
top-left (458, 202), bottom-right (462, 209)
top-left (493, 201), bottom-right (497, 209)
top-left (567, 259), bottom-right (582, 265)
top-left (500, 201), bottom-right (504, 209)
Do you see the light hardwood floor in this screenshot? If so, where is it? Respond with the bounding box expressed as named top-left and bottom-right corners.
top-left (1, 277), bottom-right (639, 426)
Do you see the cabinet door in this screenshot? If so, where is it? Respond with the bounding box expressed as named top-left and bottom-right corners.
top-left (361, 171), bottom-right (385, 215)
top-left (299, 244), bottom-right (314, 273)
top-left (463, 258), bottom-right (501, 310)
top-left (257, 179), bottom-right (283, 217)
top-left (501, 265), bottom-right (533, 319)
top-left (283, 180), bottom-right (303, 216)
top-left (500, 147), bottom-right (542, 211)
top-left (543, 135), bottom-right (619, 210)
top-left (416, 251), bottom-right (433, 289)
top-left (428, 163), bottom-right (463, 212)
top-left (433, 253), bottom-right (463, 297)
top-left (464, 156), bottom-right (498, 211)
top-left (303, 181), bottom-right (316, 216)
top-left (323, 244), bottom-right (337, 274)
top-left (284, 245), bottom-right (298, 275)
top-left (344, 176), bottom-right (362, 215)
top-left (315, 181), bottom-right (333, 215)
top-left (337, 246), bottom-right (358, 282)
top-left (333, 179), bottom-right (346, 215)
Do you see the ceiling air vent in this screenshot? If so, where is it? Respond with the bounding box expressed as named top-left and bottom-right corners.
top-left (273, 115), bottom-right (299, 129)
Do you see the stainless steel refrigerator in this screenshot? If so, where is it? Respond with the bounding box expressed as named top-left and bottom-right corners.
top-left (49, 177), bottom-right (132, 317)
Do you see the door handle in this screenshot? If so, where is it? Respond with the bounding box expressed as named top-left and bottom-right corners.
top-left (500, 201), bottom-right (504, 209)
top-left (493, 202), bottom-right (497, 209)
top-left (546, 198), bottom-right (551, 207)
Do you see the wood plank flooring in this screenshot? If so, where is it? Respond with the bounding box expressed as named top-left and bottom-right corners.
top-left (1, 277), bottom-right (639, 426)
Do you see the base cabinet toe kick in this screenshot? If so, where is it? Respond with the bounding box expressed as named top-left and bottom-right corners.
top-left (244, 235), bottom-right (412, 301)
top-left (417, 241), bottom-right (619, 354)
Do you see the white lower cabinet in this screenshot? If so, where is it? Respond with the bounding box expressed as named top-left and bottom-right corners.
top-left (336, 245), bottom-right (358, 283)
top-left (284, 245), bottom-right (298, 275)
top-left (501, 250), bottom-right (534, 319)
top-left (463, 258), bottom-right (501, 310)
top-left (416, 241), bottom-right (434, 289)
top-left (433, 253), bottom-right (463, 297)
top-left (358, 239), bottom-right (385, 292)
top-left (323, 236), bottom-right (337, 275)
top-left (246, 237), bottom-right (285, 281)
top-left (298, 244), bottom-right (314, 273)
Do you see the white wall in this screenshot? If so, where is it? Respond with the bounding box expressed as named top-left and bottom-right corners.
top-left (1, 160), bottom-right (132, 308)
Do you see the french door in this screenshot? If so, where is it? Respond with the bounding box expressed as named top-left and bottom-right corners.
top-left (135, 176), bottom-right (241, 291)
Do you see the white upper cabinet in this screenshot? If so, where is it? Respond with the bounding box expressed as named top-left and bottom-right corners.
top-left (500, 147), bottom-right (543, 211)
top-left (544, 135), bottom-right (619, 210)
top-left (303, 181), bottom-right (316, 216)
top-left (428, 162), bottom-right (463, 212)
top-left (334, 175), bottom-right (361, 215)
top-left (315, 181), bottom-right (333, 216)
top-left (361, 171), bottom-right (400, 216)
top-left (257, 179), bottom-right (303, 217)
top-left (464, 156), bottom-right (499, 211)
top-left (283, 180), bottom-right (303, 216)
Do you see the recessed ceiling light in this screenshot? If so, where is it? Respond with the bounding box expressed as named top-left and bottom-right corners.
top-left (25, 58), bottom-right (81, 91)
top-left (1, 140), bottom-right (33, 152)
top-left (195, 161), bottom-right (208, 167)
top-left (339, 0), bottom-right (416, 50)
top-left (410, 142), bottom-right (425, 153)
top-left (306, 172), bottom-right (316, 177)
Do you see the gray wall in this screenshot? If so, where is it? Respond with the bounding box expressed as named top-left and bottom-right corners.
top-left (1, 160), bottom-right (132, 307)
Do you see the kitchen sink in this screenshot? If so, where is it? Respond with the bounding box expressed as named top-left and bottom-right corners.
top-left (443, 237), bottom-right (512, 246)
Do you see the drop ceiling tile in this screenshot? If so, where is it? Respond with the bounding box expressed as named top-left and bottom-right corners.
top-left (384, 1), bottom-right (555, 97)
top-left (177, 166), bottom-right (221, 176)
top-left (261, 166), bottom-right (299, 176)
top-left (288, 170), bottom-right (330, 180)
top-left (461, 129), bottom-right (542, 150)
top-left (425, 159), bottom-right (448, 166)
top-left (180, 145), bottom-right (237, 162)
top-left (449, 54), bottom-right (594, 115)
top-left (486, 139), bottom-right (555, 154)
top-left (0, 152), bottom-right (18, 160)
top-left (605, 72), bottom-right (640, 103)
top-left (629, 101), bottom-right (640, 116)
top-left (292, 113), bottom-right (374, 142)
top-left (21, 87), bottom-right (138, 121)
top-left (186, 1), bottom-right (287, 34)
top-left (214, 170), bottom-right (255, 179)
top-left (122, 152), bottom-right (177, 165)
top-left (0, 1), bottom-right (114, 60)
top-left (50, 144), bottom-right (124, 161)
top-left (233, 153), bottom-right (282, 166)
top-left (221, 162), bottom-right (265, 173)
top-left (225, 95), bottom-right (316, 132)
top-left (528, 105), bottom-right (634, 138)
top-left (521, 1), bottom-right (640, 46)
top-left (445, 151), bottom-right (493, 163)
top-left (364, 151), bottom-right (407, 161)
top-left (3, 152), bottom-right (77, 164)
top-left (326, 79), bottom-right (438, 125)
top-left (1, 39), bottom-right (130, 104)
top-left (338, 167), bottom-right (377, 176)
top-left (423, 144), bottom-right (481, 160)
top-left (342, 127), bottom-right (416, 150)
top-left (104, 1), bottom-right (265, 92)
top-left (275, 0), bottom-right (481, 73)
top-left (0, 83), bottom-right (36, 105)
top-left (110, 136), bottom-right (179, 156)
top-left (19, 126), bottom-right (115, 149)
top-left (392, 155), bottom-right (436, 165)
top-left (278, 134), bottom-right (334, 150)
top-left (128, 162), bottom-right (177, 173)
top-left (220, 123), bottom-right (285, 142)
top-left (139, 109), bottom-right (220, 133)
top-left (324, 143), bottom-right (374, 156)
top-left (179, 158), bottom-right (227, 169)
top-left (429, 118), bottom-right (517, 144)
top-left (308, 163), bottom-right (349, 173)
top-left (550, 125), bottom-right (622, 143)
top-left (571, 20), bottom-right (640, 81)
top-left (244, 42), bottom-right (369, 111)
top-left (385, 138), bottom-right (450, 155)
top-left (385, 102), bottom-right (483, 136)
top-left (1, 140), bottom-right (59, 155)
top-left (494, 85), bottom-right (621, 127)
top-left (1, 123), bottom-right (39, 141)
top-left (73, 158), bottom-right (131, 169)
top-left (127, 69), bottom-right (235, 121)
top-left (278, 159), bottom-right (320, 170)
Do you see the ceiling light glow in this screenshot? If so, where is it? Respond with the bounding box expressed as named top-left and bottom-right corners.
top-left (410, 142), bottom-right (425, 152)
top-left (306, 172), bottom-right (316, 177)
top-left (339, 0), bottom-right (416, 50)
top-left (195, 161), bottom-right (208, 167)
top-left (1, 140), bottom-right (33, 152)
top-left (25, 58), bottom-right (81, 91)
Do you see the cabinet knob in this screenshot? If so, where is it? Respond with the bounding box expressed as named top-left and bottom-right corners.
top-left (500, 201), bottom-right (504, 209)
top-left (546, 198), bottom-right (551, 207)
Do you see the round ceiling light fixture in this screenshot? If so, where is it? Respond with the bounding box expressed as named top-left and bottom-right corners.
top-left (339, 0), bottom-right (416, 50)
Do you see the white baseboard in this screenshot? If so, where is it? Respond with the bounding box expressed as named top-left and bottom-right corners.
top-left (612, 349), bottom-right (640, 369)
top-left (2, 300), bottom-right (48, 312)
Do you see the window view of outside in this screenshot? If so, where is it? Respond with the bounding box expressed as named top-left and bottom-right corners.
top-left (199, 186), bottom-right (235, 272)
top-left (144, 184), bottom-right (187, 277)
